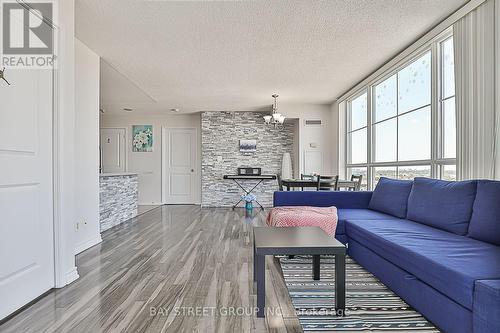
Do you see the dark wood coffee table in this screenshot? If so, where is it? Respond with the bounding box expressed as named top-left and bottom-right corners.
top-left (253, 227), bottom-right (346, 318)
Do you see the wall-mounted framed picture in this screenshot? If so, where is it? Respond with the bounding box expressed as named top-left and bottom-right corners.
top-left (239, 139), bottom-right (257, 153)
top-left (132, 125), bottom-right (153, 152)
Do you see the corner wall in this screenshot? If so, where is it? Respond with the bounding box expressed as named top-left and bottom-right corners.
top-left (74, 39), bottom-right (101, 254)
top-left (284, 104), bottom-right (335, 176)
top-left (330, 101), bottom-right (340, 176)
top-left (54, 0), bottom-right (79, 287)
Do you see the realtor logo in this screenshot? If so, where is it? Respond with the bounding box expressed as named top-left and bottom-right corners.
top-left (2, 1), bottom-right (55, 68)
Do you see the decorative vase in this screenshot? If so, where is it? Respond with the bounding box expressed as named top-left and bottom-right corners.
top-left (281, 152), bottom-right (293, 179)
top-left (245, 201), bottom-right (253, 210)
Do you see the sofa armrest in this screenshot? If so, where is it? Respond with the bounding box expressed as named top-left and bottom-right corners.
top-left (273, 191), bottom-right (373, 209)
top-left (473, 279), bottom-right (500, 333)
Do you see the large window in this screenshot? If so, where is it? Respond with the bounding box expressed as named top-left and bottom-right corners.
top-left (346, 32), bottom-right (456, 189)
top-left (347, 92), bottom-right (367, 164)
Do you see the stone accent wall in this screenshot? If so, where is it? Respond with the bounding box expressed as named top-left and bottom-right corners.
top-left (202, 112), bottom-right (294, 207)
top-left (99, 174), bottom-right (138, 232)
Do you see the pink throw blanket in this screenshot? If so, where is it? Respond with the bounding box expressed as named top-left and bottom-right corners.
top-left (266, 206), bottom-right (338, 237)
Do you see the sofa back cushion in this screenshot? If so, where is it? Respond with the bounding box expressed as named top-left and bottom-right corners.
top-left (407, 177), bottom-right (477, 235)
top-left (368, 177), bottom-right (413, 218)
top-left (468, 180), bottom-right (500, 246)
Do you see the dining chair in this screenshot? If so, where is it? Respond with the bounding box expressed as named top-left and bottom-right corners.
top-left (317, 175), bottom-right (339, 191)
top-left (276, 174), bottom-right (284, 191)
top-left (301, 173), bottom-right (314, 191)
top-left (351, 174), bottom-right (363, 191)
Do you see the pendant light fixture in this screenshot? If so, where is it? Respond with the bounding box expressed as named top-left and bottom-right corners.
top-left (263, 94), bottom-right (285, 129)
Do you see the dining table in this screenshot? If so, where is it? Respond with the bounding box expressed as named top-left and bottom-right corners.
top-left (281, 178), bottom-right (360, 191)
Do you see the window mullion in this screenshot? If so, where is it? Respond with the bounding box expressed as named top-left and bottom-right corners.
top-left (431, 40), bottom-right (440, 178)
top-left (367, 87), bottom-right (373, 190)
top-left (345, 101), bottom-right (349, 167)
top-left (441, 95), bottom-right (455, 103)
top-left (396, 73), bottom-right (400, 178)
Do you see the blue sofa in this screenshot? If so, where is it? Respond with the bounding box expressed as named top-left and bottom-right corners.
top-left (273, 177), bottom-right (500, 333)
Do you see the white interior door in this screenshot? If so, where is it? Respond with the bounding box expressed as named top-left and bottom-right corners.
top-left (0, 69), bottom-right (54, 320)
top-left (304, 150), bottom-right (323, 175)
top-left (163, 128), bottom-right (197, 204)
top-left (100, 128), bottom-right (126, 173)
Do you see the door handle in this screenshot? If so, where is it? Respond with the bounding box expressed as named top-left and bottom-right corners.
top-left (191, 169), bottom-right (194, 172)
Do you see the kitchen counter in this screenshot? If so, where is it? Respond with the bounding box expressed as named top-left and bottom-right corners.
top-left (99, 173), bottom-right (138, 232)
top-left (99, 172), bottom-right (138, 177)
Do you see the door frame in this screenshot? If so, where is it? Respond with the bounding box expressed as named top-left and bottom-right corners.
top-left (100, 127), bottom-right (128, 172)
top-left (161, 127), bottom-right (199, 205)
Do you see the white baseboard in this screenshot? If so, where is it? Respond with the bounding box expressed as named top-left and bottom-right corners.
top-left (65, 266), bottom-right (79, 286)
top-left (138, 202), bottom-right (164, 206)
top-left (74, 235), bottom-right (103, 255)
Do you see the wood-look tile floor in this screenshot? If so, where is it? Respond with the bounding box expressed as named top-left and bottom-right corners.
top-left (137, 205), bottom-right (162, 216)
top-left (0, 206), bottom-right (302, 333)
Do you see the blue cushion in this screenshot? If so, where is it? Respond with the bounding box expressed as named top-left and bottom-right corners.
top-left (368, 177), bottom-right (413, 218)
top-left (473, 279), bottom-right (500, 333)
top-left (407, 177), bottom-right (477, 235)
top-left (349, 238), bottom-right (473, 333)
top-left (336, 208), bottom-right (399, 234)
top-left (273, 191), bottom-right (372, 209)
top-left (335, 234), bottom-right (348, 245)
top-left (468, 180), bottom-right (500, 246)
top-left (346, 218), bottom-right (500, 310)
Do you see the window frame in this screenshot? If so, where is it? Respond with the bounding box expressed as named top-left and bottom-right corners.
top-left (437, 35), bottom-right (456, 162)
top-left (344, 28), bottom-right (456, 189)
top-left (346, 89), bottom-right (369, 165)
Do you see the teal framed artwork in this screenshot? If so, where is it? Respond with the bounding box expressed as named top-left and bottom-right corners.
top-left (132, 125), bottom-right (153, 152)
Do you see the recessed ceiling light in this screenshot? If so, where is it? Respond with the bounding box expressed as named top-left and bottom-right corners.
top-left (170, 108), bottom-right (180, 113)
top-left (123, 108), bottom-right (133, 112)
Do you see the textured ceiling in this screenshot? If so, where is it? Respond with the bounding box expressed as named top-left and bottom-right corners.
top-left (76, 0), bottom-right (468, 115)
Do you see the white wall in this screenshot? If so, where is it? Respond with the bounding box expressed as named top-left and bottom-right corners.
top-left (100, 114), bottom-right (201, 204)
top-left (290, 119), bottom-right (300, 178)
top-left (74, 39), bottom-right (101, 254)
top-left (336, 100), bottom-right (347, 178)
top-left (54, 0), bottom-right (80, 287)
top-left (330, 101), bottom-right (340, 176)
top-left (284, 104), bottom-right (335, 176)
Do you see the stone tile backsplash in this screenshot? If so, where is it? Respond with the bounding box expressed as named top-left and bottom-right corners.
top-left (99, 174), bottom-right (138, 232)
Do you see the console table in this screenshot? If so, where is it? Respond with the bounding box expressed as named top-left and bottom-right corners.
top-left (253, 227), bottom-right (346, 318)
top-left (223, 174), bottom-right (277, 209)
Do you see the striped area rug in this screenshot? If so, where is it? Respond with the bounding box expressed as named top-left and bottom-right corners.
top-left (279, 256), bottom-right (440, 332)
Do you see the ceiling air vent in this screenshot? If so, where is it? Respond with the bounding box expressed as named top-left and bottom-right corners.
top-left (305, 119), bottom-right (322, 126)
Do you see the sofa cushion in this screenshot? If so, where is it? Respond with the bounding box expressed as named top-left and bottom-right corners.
top-left (468, 180), bottom-right (500, 246)
top-left (473, 279), bottom-right (500, 333)
top-left (368, 177), bottom-right (413, 218)
top-left (346, 218), bottom-right (500, 310)
top-left (407, 177), bottom-right (477, 235)
top-left (274, 191), bottom-right (373, 209)
top-left (336, 208), bottom-right (399, 235)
